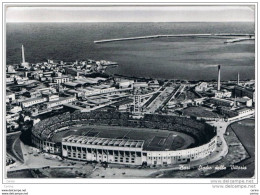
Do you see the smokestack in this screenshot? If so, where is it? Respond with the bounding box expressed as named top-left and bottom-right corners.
top-left (237, 72), bottom-right (240, 85)
top-left (217, 65), bottom-right (221, 91)
top-left (22, 45), bottom-right (25, 63)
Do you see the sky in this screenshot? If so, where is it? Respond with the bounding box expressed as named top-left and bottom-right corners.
top-left (6, 5), bottom-right (255, 23)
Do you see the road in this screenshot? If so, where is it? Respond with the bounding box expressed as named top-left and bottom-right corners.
top-left (145, 86), bottom-right (176, 113)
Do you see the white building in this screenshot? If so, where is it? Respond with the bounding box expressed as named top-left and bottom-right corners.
top-left (48, 95), bottom-right (60, 102)
top-left (61, 135), bottom-right (217, 166)
top-left (21, 97), bottom-right (48, 108)
top-left (6, 77), bottom-right (14, 84)
top-left (53, 76), bottom-right (70, 84)
top-left (6, 113), bottom-right (20, 123)
top-left (6, 92), bottom-right (15, 103)
top-left (214, 90), bottom-right (232, 98)
top-left (9, 106), bottom-right (22, 114)
top-left (195, 82), bottom-right (208, 92)
top-left (81, 87), bottom-right (116, 97)
top-left (236, 108), bottom-right (255, 117)
top-left (7, 65), bottom-right (16, 73)
top-left (236, 97), bottom-right (253, 107)
top-left (46, 96), bottom-right (77, 108)
top-left (119, 81), bottom-right (134, 89)
top-left (133, 82), bottom-right (148, 88)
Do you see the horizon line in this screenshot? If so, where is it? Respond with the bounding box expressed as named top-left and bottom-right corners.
top-left (6, 21), bottom-right (255, 23)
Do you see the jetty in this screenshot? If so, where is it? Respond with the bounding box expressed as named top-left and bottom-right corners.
top-left (94, 33), bottom-right (254, 44)
top-left (224, 37), bottom-right (255, 44)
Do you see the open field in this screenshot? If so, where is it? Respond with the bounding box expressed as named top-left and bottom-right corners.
top-left (7, 169), bottom-right (34, 178)
top-left (206, 119), bottom-right (254, 178)
top-left (212, 119), bottom-right (255, 178)
top-left (6, 132), bottom-right (24, 163)
top-left (51, 125), bottom-right (195, 151)
top-left (182, 106), bottom-right (219, 118)
top-left (231, 119), bottom-right (255, 157)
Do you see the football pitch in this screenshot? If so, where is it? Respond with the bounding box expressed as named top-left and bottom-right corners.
top-left (51, 125), bottom-right (196, 151)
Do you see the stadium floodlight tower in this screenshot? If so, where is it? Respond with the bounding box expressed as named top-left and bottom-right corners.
top-left (217, 64), bottom-right (221, 91)
top-left (21, 45), bottom-right (30, 69)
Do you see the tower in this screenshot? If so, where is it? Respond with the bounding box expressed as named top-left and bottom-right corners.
top-left (217, 65), bottom-right (221, 91)
top-left (22, 45), bottom-right (25, 63)
top-left (21, 45), bottom-right (30, 69)
top-left (237, 72), bottom-right (240, 85)
top-left (133, 95), bottom-right (142, 113)
top-left (234, 95), bottom-right (237, 107)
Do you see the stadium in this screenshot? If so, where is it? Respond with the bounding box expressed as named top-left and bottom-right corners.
top-left (31, 111), bottom-right (217, 166)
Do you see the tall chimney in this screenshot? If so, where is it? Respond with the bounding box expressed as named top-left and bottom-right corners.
top-left (237, 72), bottom-right (240, 85)
top-left (22, 45), bottom-right (25, 63)
top-left (217, 65), bottom-right (221, 91)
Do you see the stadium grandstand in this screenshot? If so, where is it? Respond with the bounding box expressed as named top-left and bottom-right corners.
top-left (31, 111), bottom-right (217, 166)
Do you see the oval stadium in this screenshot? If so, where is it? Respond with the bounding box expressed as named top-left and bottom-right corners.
top-left (31, 111), bottom-right (217, 166)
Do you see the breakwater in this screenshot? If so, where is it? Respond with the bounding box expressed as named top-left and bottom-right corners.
top-left (94, 33), bottom-right (254, 44)
top-left (224, 37), bottom-right (255, 43)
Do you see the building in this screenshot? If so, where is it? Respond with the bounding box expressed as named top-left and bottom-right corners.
top-left (43, 71), bottom-right (53, 77)
top-left (119, 80), bottom-right (134, 89)
top-left (133, 82), bottom-right (148, 88)
top-left (6, 77), bottom-right (15, 84)
top-left (61, 135), bottom-right (216, 166)
top-left (6, 113), bottom-right (20, 123)
top-left (209, 97), bottom-right (234, 107)
top-left (218, 106), bottom-right (254, 118)
top-left (7, 65), bottom-right (16, 73)
top-left (236, 97), bottom-right (253, 107)
top-left (218, 106), bottom-right (238, 118)
top-left (195, 82), bottom-right (208, 92)
top-left (235, 107), bottom-right (255, 117)
top-left (234, 85), bottom-right (255, 102)
top-left (6, 92), bottom-right (15, 103)
top-left (53, 76), bottom-right (70, 84)
top-left (148, 80), bottom-right (160, 88)
top-left (21, 97), bottom-right (48, 108)
top-left (214, 90), bottom-right (232, 98)
top-left (81, 87), bottom-right (116, 97)
top-left (66, 89), bottom-right (84, 98)
top-left (47, 94), bottom-right (60, 102)
top-left (46, 96), bottom-right (76, 108)
top-left (133, 95), bottom-right (142, 113)
top-left (9, 106), bottom-right (22, 114)
top-left (62, 136), bottom-right (144, 164)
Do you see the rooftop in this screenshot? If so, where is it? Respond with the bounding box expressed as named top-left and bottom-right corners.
top-left (63, 135), bottom-right (144, 148)
top-left (21, 97), bottom-right (45, 104)
top-left (46, 96), bottom-right (75, 104)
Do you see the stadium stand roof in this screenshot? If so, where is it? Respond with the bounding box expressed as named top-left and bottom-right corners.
top-left (63, 135), bottom-right (144, 148)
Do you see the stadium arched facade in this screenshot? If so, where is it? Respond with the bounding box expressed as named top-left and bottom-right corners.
top-left (31, 111), bottom-right (217, 166)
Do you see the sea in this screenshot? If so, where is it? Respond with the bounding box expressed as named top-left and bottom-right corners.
top-left (6, 22), bottom-right (255, 81)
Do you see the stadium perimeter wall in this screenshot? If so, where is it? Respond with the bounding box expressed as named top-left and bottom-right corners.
top-left (30, 111), bottom-right (217, 166)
